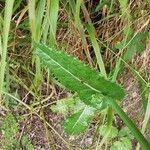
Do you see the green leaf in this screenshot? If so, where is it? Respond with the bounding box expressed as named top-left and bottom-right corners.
top-left (123, 32), bottom-right (148, 61)
top-left (63, 106), bottom-right (95, 134)
top-left (6, 91), bottom-right (19, 108)
top-left (118, 126), bottom-right (134, 139)
top-left (51, 95), bottom-right (105, 135)
top-left (99, 125), bottom-right (118, 139)
top-left (110, 137), bottom-right (132, 150)
top-left (35, 43), bottom-right (125, 107)
top-left (110, 141), bottom-right (126, 150)
top-left (121, 137), bottom-right (132, 150)
top-left (1, 113), bottom-right (18, 140)
top-left (1, 112), bottom-right (19, 149)
top-left (115, 30), bottom-right (148, 61)
top-left (50, 96), bottom-right (85, 115)
top-left (91, 93), bottom-right (108, 110)
top-left (51, 93), bottom-right (107, 115)
top-left (22, 135), bottom-right (34, 150)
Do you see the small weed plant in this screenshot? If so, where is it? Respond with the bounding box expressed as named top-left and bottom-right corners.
top-left (1, 112), bottom-right (34, 150)
top-left (35, 42), bottom-right (150, 149)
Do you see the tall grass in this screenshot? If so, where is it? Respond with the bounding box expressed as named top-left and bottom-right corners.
top-left (112, 0), bottom-right (132, 81)
top-left (87, 24), bottom-right (107, 78)
top-left (48, 0), bottom-right (59, 46)
top-left (74, 1), bottom-right (107, 77)
top-left (28, 0), bottom-right (59, 87)
top-left (0, 0), bottom-right (14, 102)
top-left (67, 0), bottom-right (93, 66)
top-left (28, 0), bottom-right (46, 87)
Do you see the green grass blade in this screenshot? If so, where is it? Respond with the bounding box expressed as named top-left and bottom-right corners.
top-left (13, 0), bottom-right (22, 13)
top-left (35, 0), bottom-right (46, 41)
top-left (0, 35), bottom-right (2, 57)
top-left (118, 0), bottom-right (131, 20)
top-left (28, 0), bottom-right (40, 86)
top-left (75, 0), bottom-right (82, 26)
top-left (0, 0), bottom-right (14, 101)
top-left (48, 0), bottom-right (59, 46)
top-left (142, 92), bottom-right (150, 133)
top-left (69, 0), bottom-right (92, 66)
top-left (28, 0), bottom-right (36, 40)
top-left (86, 24), bottom-right (107, 78)
top-left (28, 0), bottom-right (46, 86)
top-left (42, 1), bottom-right (50, 44)
top-left (81, 3), bottom-right (106, 75)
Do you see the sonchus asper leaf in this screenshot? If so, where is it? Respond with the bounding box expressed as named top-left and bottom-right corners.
top-left (35, 43), bottom-right (125, 106)
top-left (63, 106), bottom-right (95, 134)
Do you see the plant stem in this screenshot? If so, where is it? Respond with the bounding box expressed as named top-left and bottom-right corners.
top-left (108, 98), bottom-right (150, 149)
top-left (107, 106), bottom-right (113, 128)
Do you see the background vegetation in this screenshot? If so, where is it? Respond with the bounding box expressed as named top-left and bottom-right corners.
top-left (0, 0), bottom-right (150, 149)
